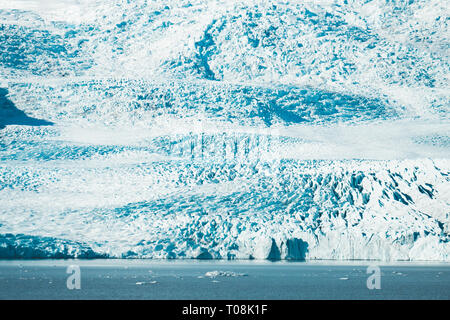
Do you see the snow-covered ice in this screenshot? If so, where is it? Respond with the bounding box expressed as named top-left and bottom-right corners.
top-left (0, 0), bottom-right (449, 261)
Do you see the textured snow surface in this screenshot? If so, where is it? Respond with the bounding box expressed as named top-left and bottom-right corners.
top-left (0, 0), bottom-right (449, 260)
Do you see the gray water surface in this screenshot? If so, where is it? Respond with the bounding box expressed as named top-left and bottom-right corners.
top-left (0, 260), bottom-right (449, 299)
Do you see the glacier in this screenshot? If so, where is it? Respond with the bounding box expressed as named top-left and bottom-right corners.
top-left (0, 0), bottom-right (449, 261)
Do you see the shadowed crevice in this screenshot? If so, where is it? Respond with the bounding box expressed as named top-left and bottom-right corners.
top-left (0, 88), bottom-right (53, 129)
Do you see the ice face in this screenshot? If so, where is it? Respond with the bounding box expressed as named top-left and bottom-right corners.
top-left (0, 0), bottom-right (448, 260)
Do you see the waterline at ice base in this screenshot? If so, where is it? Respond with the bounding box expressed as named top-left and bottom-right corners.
top-left (0, 0), bottom-right (448, 261)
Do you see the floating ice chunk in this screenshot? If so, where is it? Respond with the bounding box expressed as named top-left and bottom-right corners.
top-left (205, 271), bottom-right (248, 278)
top-left (135, 281), bottom-right (157, 285)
